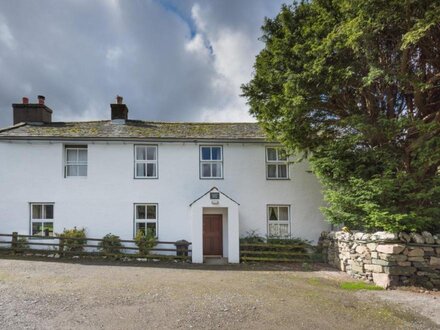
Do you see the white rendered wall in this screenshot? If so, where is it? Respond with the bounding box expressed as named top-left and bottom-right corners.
top-left (0, 140), bottom-right (330, 247)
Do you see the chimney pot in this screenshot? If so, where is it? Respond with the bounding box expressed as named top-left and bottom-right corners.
top-left (37, 95), bottom-right (45, 105)
top-left (22, 97), bottom-right (29, 104)
top-left (116, 95), bottom-right (123, 104)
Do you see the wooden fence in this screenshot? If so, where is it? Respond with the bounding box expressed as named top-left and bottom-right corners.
top-left (240, 242), bottom-right (322, 262)
top-left (0, 232), bottom-right (191, 261)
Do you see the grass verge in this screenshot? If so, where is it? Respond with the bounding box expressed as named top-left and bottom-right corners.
top-left (340, 281), bottom-right (383, 291)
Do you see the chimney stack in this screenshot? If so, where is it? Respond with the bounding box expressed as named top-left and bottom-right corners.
top-left (111, 95), bottom-right (128, 123)
top-left (12, 96), bottom-right (53, 125)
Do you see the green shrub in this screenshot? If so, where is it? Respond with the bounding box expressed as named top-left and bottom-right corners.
top-left (15, 237), bottom-right (29, 252)
top-left (240, 230), bottom-right (265, 244)
top-left (59, 227), bottom-right (87, 252)
top-left (98, 233), bottom-right (123, 254)
top-left (134, 228), bottom-right (157, 255)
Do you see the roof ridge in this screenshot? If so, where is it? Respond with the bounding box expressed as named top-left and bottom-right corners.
top-left (128, 120), bottom-right (259, 125)
top-left (0, 122), bottom-right (27, 133)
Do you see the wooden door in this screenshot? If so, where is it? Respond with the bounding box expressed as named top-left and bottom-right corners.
top-left (203, 214), bottom-right (223, 256)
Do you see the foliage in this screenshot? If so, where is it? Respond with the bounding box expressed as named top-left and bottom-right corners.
top-left (134, 229), bottom-right (157, 255)
top-left (98, 233), bottom-right (124, 254)
top-left (16, 237), bottom-right (29, 251)
top-left (242, 0), bottom-right (440, 232)
top-left (59, 227), bottom-right (87, 252)
top-left (240, 230), bottom-right (265, 243)
top-left (340, 281), bottom-right (383, 291)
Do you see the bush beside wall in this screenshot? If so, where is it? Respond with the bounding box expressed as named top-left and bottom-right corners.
top-left (318, 231), bottom-right (440, 289)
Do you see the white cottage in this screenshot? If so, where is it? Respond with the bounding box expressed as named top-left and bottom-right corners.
top-left (0, 96), bottom-right (330, 263)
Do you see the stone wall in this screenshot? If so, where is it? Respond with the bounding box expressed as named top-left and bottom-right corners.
top-left (318, 231), bottom-right (440, 289)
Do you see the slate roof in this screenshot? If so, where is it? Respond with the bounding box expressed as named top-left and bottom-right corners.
top-left (0, 120), bottom-right (267, 142)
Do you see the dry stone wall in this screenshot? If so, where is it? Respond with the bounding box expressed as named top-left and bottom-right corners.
top-left (318, 231), bottom-right (440, 289)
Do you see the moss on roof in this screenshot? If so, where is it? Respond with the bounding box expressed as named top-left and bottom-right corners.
top-left (0, 120), bottom-right (267, 141)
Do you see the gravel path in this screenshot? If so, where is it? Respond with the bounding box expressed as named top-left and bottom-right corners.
top-left (0, 258), bottom-right (438, 329)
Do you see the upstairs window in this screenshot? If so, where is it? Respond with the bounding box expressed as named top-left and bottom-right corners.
top-left (31, 203), bottom-right (54, 237)
top-left (267, 205), bottom-right (290, 238)
top-left (135, 145), bottom-right (158, 178)
top-left (266, 147), bottom-right (288, 179)
top-left (65, 145), bottom-right (87, 177)
top-left (134, 203), bottom-right (158, 237)
top-left (200, 146), bottom-right (223, 179)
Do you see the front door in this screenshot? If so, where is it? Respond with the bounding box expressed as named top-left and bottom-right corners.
top-left (203, 214), bottom-right (223, 256)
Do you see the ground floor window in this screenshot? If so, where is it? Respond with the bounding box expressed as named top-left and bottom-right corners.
top-left (134, 203), bottom-right (158, 237)
top-left (267, 205), bottom-right (290, 238)
top-left (30, 203), bottom-right (54, 237)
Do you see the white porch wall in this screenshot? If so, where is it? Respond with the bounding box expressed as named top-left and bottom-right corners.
top-left (0, 140), bottom-right (330, 245)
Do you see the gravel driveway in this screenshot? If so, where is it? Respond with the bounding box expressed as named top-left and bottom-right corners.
top-left (0, 258), bottom-right (438, 329)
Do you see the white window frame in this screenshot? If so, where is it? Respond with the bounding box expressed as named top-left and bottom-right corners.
top-left (64, 145), bottom-right (88, 178)
top-left (200, 145), bottom-right (223, 179)
top-left (134, 145), bottom-right (158, 179)
top-left (134, 203), bottom-right (158, 238)
top-left (266, 147), bottom-right (289, 180)
top-left (30, 203), bottom-right (54, 237)
top-left (267, 205), bottom-right (291, 238)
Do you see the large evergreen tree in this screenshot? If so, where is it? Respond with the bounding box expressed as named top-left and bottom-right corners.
top-left (242, 0), bottom-right (440, 232)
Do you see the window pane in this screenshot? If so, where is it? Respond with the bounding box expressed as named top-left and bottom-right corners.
top-left (279, 207), bottom-right (289, 221)
top-left (146, 223), bottom-right (157, 236)
top-left (32, 205), bottom-right (42, 219)
top-left (146, 147), bottom-right (156, 161)
top-left (268, 223), bottom-right (279, 237)
top-left (278, 164), bottom-right (287, 178)
top-left (201, 147), bottom-right (211, 160)
top-left (32, 222), bottom-right (42, 235)
top-left (202, 163), bottom-right (211, 177)
top-left (136, 205), bottom-right (146, 219)
top-left (43, 222), bottom-right (54, 237)
top-left (267, 165), bottom-right (277, 178)
top-left (267, 148), bottom-right (277, 161)
top-left (136, 147), bottom-right (146, 160)
top-left (136, 222), bottom-right (146, 235)
top-left (278, 149), bottom-right (287, 161)
top-left (66, 165), bottom-right (78, 176)
top-left (78, 149), bottom-right (87, 162)
top-left (78, 165), bottom-right (87, 176)
top-left (269, 207), bottom-right (278, 220)
top-left (211, 163), bottom-right (221, 177)
top-left (146, 205), bottom-right (156, 219)
top-left (44, 205), bottom-right (54, 219)
top-left (66, 149), bottom-right (77, 162)
top-left (146, 163), bottom-right (156, 177)
top-left (279, 224), bottom-right (289, 237)
top-left (136, 163), bottom-right (146, 177)
top-left (211, 147), bottom-right (221, 160)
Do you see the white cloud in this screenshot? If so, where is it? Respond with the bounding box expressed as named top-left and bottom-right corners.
top-left (0, 0), bottom-right (285, 127)
top-left (106, 46), bottom-right (123, 67)
top-left (0, 19), bottom-right (15, 50)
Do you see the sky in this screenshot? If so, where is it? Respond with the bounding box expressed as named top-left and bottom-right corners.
top-left (0, 0), bottom-right (286, 127)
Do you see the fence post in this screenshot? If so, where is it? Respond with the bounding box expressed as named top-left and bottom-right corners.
top-left (11, 232), bottom-right (18, 254)
top-left (175, 240), bottom-right (190, 258)
top-left (59, 237), bottom-right (64, 258)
